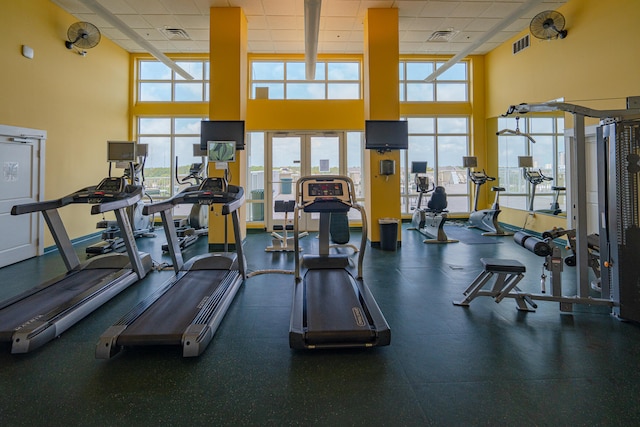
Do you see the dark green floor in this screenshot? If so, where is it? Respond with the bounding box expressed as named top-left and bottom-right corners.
top-left (1, 223), bottom-right (640, 426)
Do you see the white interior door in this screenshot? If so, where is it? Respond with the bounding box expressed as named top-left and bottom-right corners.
top-left (0, 125), bottom-right (45, 268)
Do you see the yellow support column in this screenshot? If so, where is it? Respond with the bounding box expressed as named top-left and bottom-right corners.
top-left (364, 8), bottom-right (401, 247)
top-left (208, 7), bottom-right (247, 249)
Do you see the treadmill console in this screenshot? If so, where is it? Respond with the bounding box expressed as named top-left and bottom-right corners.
top-left (75, 177), bottom-right (128, 204)
top-left (301, 178), bottom-right (351, 212)
top-left (184, 177), bottom-right (230, 204)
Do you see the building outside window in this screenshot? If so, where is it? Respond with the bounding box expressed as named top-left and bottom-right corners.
top-left (137, 117), bottom-right (206, 204)
top-left (250, 60), bottom-right (360, 100)
top-left (399, 61), bottom-right (468, 102)
top-left (138, 60), bottom-right (209, 102)
top-left (401, 117), bottom-right (470, 215)
top-left (497, 116), bottom-right (565, 211)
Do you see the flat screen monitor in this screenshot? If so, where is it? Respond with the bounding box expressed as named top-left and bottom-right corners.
top-left (411, 161), bottom-right (427, 174)
top-left (193, 143), bottom-right (207, 157)
top-left (208, 141), bottom-right (236, 162)
top-left (107, 141), bottom-right (136, 162)
top-left (200, 120), bottom-right (245, 151)
top-left (365, 120), bottom-right (408, 151)
top-left (136, 143), bottom-right (148, 158)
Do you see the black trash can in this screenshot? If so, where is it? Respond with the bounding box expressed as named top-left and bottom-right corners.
top-left (378, 218), bottom-right (399, 251)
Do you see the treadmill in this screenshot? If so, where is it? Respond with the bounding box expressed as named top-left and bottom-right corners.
top-left (3, 176), bottom-right (152, 353)
top-left (289, 175), bottom-right (391, 349)
top-left (96, 177), bottom-right (246, 358)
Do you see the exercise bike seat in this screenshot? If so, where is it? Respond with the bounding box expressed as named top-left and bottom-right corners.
top-left (427, 186), bottom-right (448, 212)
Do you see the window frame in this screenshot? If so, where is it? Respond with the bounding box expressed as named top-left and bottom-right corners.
top-left (399, 60), bottom-right (469, 103)
top-left (250, 60), bottom-right (362, 100)
top-left (137, 59), bottom-right (210, 103)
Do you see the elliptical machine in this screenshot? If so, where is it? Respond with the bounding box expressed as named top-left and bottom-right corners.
top-left (409, 162), bottom-right (458, 244)
top-left (523, 168), bottom-right (560, 212)
top-left (86, 142), bottom-right (155, 256)
top-left (464, 156), bottom-right (512, 236)
top-left (161, 145), bottom-right (209, 253)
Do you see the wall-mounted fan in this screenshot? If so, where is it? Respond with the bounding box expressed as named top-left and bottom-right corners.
top-left (65, 22), bottom-right (101, 55)
top-left (530, 10), bottom-right (568, 40)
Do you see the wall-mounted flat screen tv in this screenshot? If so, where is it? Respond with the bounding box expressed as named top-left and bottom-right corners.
top-left (200, 120), bottom-right (245, 151)
top-left (365, 120), bottom-right (408, 152)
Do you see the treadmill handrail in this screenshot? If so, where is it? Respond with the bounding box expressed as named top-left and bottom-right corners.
top-left (12, 184), bottom-right (143, 216)
top-left (143, 185), bottom-right (245, 216)
top-left (90, 185), bottom-right (143, 214)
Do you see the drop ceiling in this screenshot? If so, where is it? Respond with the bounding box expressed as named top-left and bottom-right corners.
top-left (51, 0), bottom-right (568, 55)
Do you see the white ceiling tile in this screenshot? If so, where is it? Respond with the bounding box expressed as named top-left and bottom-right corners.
top-left (480, 2), bottom-right (521, 19)
top-left (186, 29), bottom-right (210, 41)
top-left (266, 16), bottom-right (302, 29)
top-left (396, 1), bottom-right (426, 17)
top-left (420, 1), bottom-right (461, 18)
top-left (248, 40), bottom-right (275, 51)
top-left (401, 31), bottom-right (432, 43)
top-left (158, 0), bottom-right (201, 15)
top-left (322, 17), bottom-right (357, 31)
top-left (465, 18), bottom-right (500, 32)
top-left (119, 15), bottom-right (154, 28)
top-left (143, 14), bottom-right (182, 28)
top-left (273, 40), bottom-right (304, 52)
top-left (247, 15), bottom-right (269, 29)
top-left (127, 0), bottom-right (169, 14)
top-left (450, 2), bottom-right (491, 18)
top-left (101, 0), bottom-right (137, 14)
top-left (229, 0), bottom-right (264, 15)
top-left (323, 0), bottom-right (361, 17)
top-left (247, 29), bottom-right (272, 40)
top-left (174, 15), bottom-right (210, 29)
top-left (52, 0), bottom-right (569, 55)
top-left (262, 0), bottom-right (300, 16)
top-left (271, 29), bottom-right (303, 41)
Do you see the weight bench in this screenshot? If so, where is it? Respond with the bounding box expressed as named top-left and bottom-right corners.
top-left (453, 258), bottom-right (537, 311)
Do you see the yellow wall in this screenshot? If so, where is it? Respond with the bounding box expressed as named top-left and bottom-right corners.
top-left (364, 9), bottom-right (401, 244)
top-left (0, 0), bottom-right (130, 246)
top-left (208, 7), bottom-right (248, 246)
top-left (485, 0), bottom-right (640, 231)
top-left (486, 0), bottom-right (640, 117)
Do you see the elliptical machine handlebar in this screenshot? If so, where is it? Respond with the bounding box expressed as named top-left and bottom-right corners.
top-left (468, 169), bottom-right (496, 185)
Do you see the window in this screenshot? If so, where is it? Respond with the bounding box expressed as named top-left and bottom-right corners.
top-left (246, 132), bottom-right (266, 222)
top-left (138, 60), bottom-right (209, 102)
top-left (137, 117), bottom-right (206, 207)
top-left (497, 116), bottom-right (565, 211)
top-left (399, 61), bottom-right (468, 102)
top-left (401, 117), bottom-right (470, 214)
top-left (250, 61), bottom-right (361, 100)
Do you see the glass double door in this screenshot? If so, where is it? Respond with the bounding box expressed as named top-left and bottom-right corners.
top-left (266, 132), bottom-right (344, 231)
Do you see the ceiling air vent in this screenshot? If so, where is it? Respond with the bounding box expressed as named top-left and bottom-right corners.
top-left (427, 29), bottom-right (459, 42)
top-left (159, 27), bottom-right (191, 41)
top-left (513, 34), bottom-right (530, 54)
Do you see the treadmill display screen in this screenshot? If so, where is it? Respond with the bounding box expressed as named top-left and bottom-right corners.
top-left (307, 182), bottom-right (344, 197)
top-left (200, 177), bottom-right (225, 192)
top-left (96, 177), bottom-right (125, 193)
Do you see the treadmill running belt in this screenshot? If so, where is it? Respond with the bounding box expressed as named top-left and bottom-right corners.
top-left (0, 269), bottom-right (121, 339)
top-left (117, 269), bottom-right (229, 346)
top-left (304, 269), bottom-right (375, 344)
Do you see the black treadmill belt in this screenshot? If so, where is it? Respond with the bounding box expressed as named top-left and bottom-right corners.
top-left (304, 269), bottom-right (374, 344)
top-left (0, 269), bottom-right (121, 339)
top-left (117, 269), bottom-right (229, 346)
